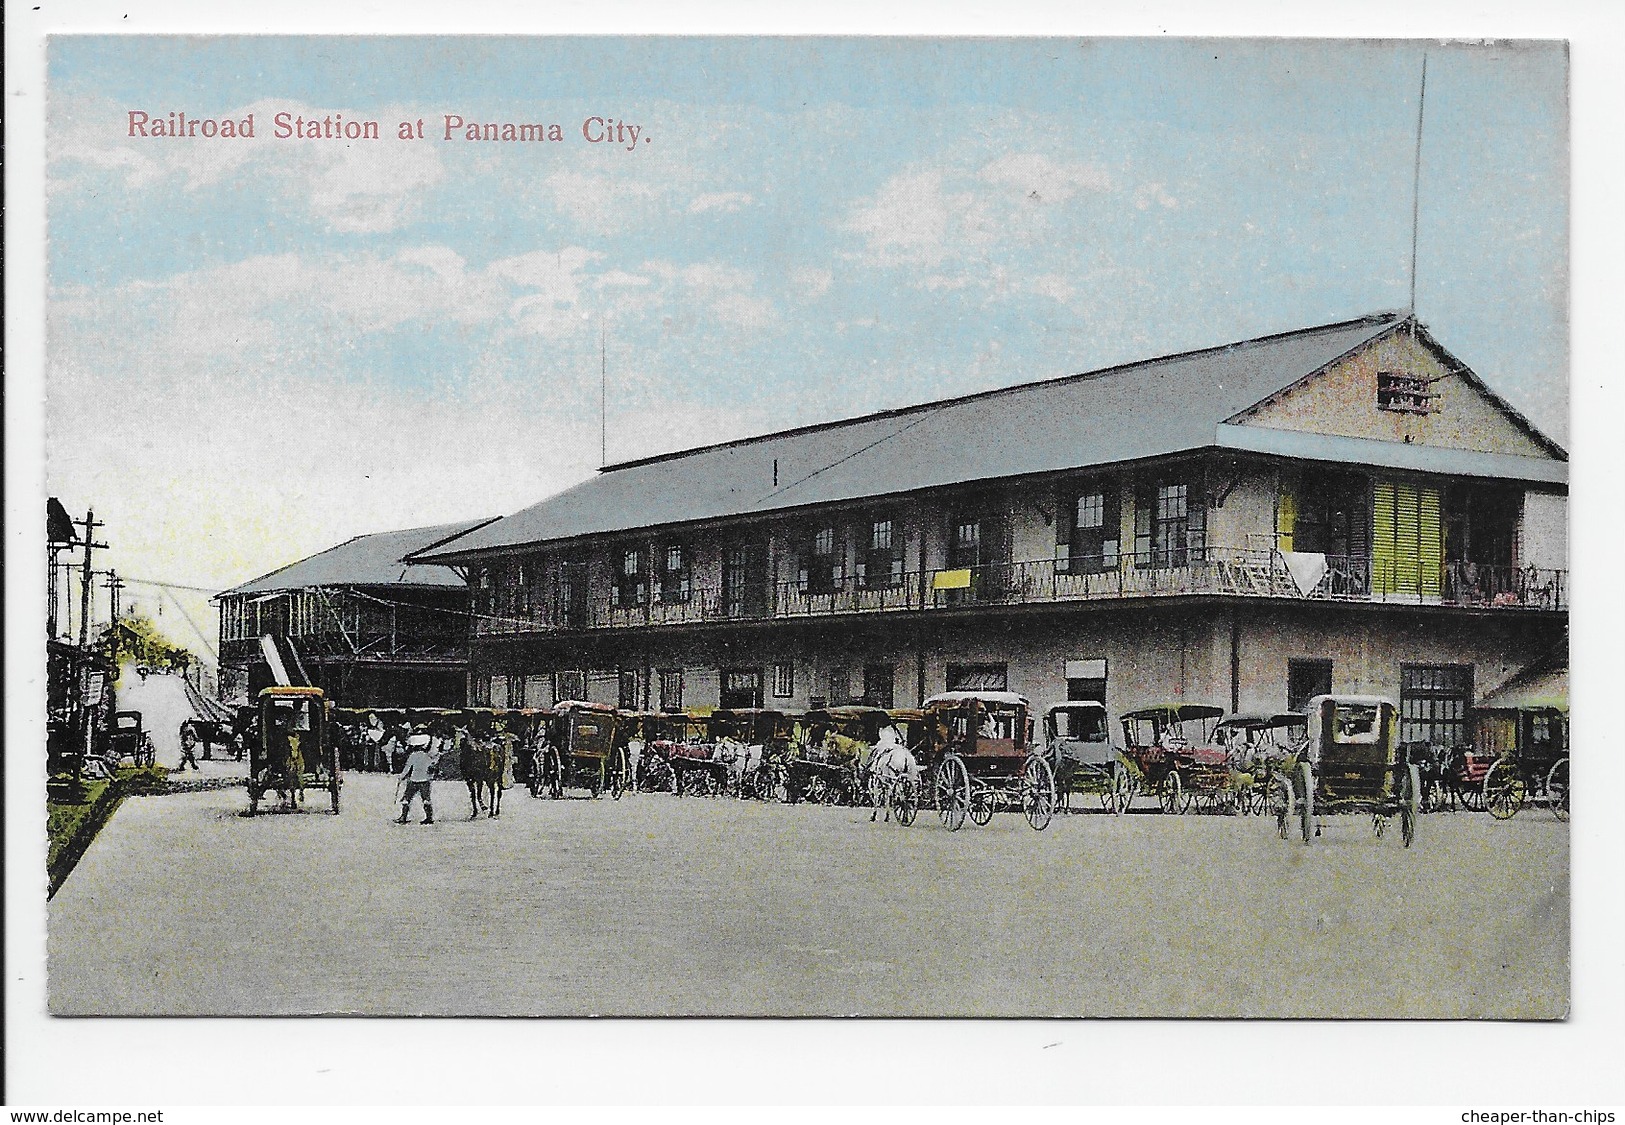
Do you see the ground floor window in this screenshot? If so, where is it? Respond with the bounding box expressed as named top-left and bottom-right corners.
top-left (618, 670), bottom-right (640, 710)
top-left (557, 670), bottom-right (586, 702)
top-left (863, 664), bottom-right (895, 708)
top-left (470, 674), bottom-right (493, 706)
top-left (827, 667), bottom-right (851, 707)
top-left (1287, 659), bottom-right (1333, 713)
top-left (773, 661), bottom-right (794, 699)
top-left (721, 668), bottom-right (764, 710)
top-left (659, 669), bottom-right (683, 712)
top-left (1401, 664), bottom-right (1473, 746)
top-left (946, 663), bottom-right (1008, 692)
top-left (1065, 658), bottom-right (1108, 703)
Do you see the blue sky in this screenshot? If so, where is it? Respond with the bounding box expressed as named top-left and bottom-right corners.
top-left (44, 35), bottom-right (1568, 624)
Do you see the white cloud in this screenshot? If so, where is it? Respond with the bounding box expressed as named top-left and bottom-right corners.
top-left (790, 267), bottom-right (833, 299)
top-left (1135, 181), bottom-right (1179, 210)
top-left (977, 152), bottom-right (1112, 203)
top-left (689, 191), bottom-right (754, 214)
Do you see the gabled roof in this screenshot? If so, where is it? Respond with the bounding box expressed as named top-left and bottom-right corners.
top-left (418, 312), bottom-right (1562, 561)
top-left (220, 518), bottom-right (495, 597)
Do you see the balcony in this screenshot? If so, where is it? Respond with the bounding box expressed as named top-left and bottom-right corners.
top-left (470, 548), bottom-right (1566, 637)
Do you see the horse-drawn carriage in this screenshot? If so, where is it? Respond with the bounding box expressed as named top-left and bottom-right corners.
top-left (247, 686), bottom-right (340, 815)
top-left (1477, 700), bottom-right (1569, 821)
top-left (533, 700), bottom-right (629, 799)
top-left (179, 717), bottom-right (241, 762)
top-left (1210, 711), bottom-right (1308, 817)
top-left (1282, 694), bottom-right (1419, 846)
top-left (1042, 701), bottom-right (1133, 813)
top-left (1119, 703), bottom-right (1234, 814)
top-left (919, 692), bottom-right (1054, 831)
top-left (109, 710), bottom-right (156, 769)
top-left (784, 707), bottom-right (876, 805)
top-left (709, 708), bottom-right (794, 800)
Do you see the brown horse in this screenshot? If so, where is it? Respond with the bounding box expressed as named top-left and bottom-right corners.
top-left (460, 730), bottom-right (508, 818)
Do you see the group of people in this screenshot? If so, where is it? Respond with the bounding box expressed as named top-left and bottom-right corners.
top-left (339, 714), bottom-right (520, 825)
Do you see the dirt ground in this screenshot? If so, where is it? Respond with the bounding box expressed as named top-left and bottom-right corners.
top-left (47, 773), bottom-right (1568, 1018)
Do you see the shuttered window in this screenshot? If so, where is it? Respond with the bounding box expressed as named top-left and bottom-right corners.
top-left (1372, 480), bottom-right (1442, 597)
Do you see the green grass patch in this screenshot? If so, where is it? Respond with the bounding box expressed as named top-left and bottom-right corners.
top-left (47, 765), bottom-right (170, 897)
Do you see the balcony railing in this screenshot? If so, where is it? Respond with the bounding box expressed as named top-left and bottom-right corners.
top-left (469, 548), bottom-right (1566, 636)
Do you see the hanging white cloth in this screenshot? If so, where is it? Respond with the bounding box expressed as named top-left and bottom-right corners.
top-left (1280, 551), bottom-right (1329, 596)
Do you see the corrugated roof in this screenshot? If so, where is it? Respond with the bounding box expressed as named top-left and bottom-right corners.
top-left (419, 312), bottom-right (1556, 560)
top-left (1214, 425), bottom-right (1568, 485)
top-left (221, 518), bottom-right (495, 597)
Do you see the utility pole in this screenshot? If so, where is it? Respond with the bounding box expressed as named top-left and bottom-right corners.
top-left (74, 509), bottom-right (107, 649)
top-left (103, 571), bottom-right (125, 656)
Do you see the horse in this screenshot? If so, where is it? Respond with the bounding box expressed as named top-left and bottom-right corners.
top-left (711, 736), bottom-right (762, 797)
top-left (279, 732), bottom-right (306, 810)
top-left (866, 737), bottom-right (922, 822)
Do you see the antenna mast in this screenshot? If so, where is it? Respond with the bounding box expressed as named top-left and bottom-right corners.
top-left (1409, 52), bottom-right (1429, 318)
top-left (600, 320), bottom-right (607, 467)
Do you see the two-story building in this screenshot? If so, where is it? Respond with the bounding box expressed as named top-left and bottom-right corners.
top-left (216, 518), bottom-right (494, 707)
top-left (416, 312), bottom-right (1567, 747)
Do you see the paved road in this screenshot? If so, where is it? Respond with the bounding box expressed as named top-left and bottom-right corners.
top-left (48, 777), bottom-right (1568, 1017)
top-left (114, 671), bottom-right (242, 777)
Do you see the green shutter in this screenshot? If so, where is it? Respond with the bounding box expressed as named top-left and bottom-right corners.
top-left (1373, 481), bottom-right (1397, 594)
top-left (1418, 486), bottom-right (1442, 597)
top-left (1372, 480), bottom-right (1442, 598)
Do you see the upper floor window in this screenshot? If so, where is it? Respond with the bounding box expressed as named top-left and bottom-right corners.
top-left (798, 526), bottom-right (844, 595)
top-left (660, 542), bottom-right (691, 604)
top-left (612, 547), bottom-right (647, 608)
top-left (858, 517), bottom-right (904, 588)
top-left (1056, 484), bottom-right (1120, 574)
top-left (1135, 481), bottom-right (1206, 568)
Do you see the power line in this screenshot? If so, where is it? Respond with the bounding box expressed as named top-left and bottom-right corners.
top-left (122, 576), bottom-right (225, 595)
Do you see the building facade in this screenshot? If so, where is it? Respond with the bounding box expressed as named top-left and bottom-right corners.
top-left (216, 518), bottom-right (493, 707)
top-left (418, 313), bottom-right (1567, 748)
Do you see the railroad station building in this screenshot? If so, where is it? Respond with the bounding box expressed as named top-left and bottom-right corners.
top-left (216, 518), bottom-right (493, 707)
top-left (415, 312), bottom-right (1568, 747)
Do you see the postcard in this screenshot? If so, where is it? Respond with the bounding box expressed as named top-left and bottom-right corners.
top-left (19, 27), bottom-right (1598, 1109)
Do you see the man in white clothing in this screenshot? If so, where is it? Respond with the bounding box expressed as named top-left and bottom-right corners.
top-left (396, 726), bottom-right (436, 824)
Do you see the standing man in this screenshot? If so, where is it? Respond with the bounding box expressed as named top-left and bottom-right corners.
top-left (396, 726), bottom-right (435, 825)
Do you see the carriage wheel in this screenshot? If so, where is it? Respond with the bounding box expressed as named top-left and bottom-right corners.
top-left (610, 748), bottom-right (629, 800)
top-left (1157, 771), bottom-right (1184, 815)
top-left (1021, 755), bottom-right (1056, 831)
top-left (893, 778), bottom-right (919, 826)
top-left (804, 774), bottom-right (829, 804)
top-left (547, 748), bottom-right (564, 799)
top-left (1270, 774), bottom-right (1293, 841)
top-left (936, 756), bottom-right (970, 831)
top-left (969, 792), bottom-right (994, 826)
top-left (1547, 757), bottom-right (1569, 822)
top-left (1297, 762), bottom-right (1315, 844)
top-left (1401, 763), bottom-right (1419, 847)
top-left (1103, 763), bottom-right (1131, 815)
top-left (1483, 758), bottom-right (1526, 821)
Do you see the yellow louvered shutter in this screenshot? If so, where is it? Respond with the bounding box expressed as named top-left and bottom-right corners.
top-left (1372, 480), bottom-right (1442, 598)
top-left (1278, 488), bottom-right (1296, 553)
top-left (1373, 481), bottom-right (1397, 594)
top-left (1417, 486), bottom-right (1442, 597)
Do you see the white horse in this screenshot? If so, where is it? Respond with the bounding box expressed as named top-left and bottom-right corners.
top-left (712, 736), bottom-right (762, 796)
top-left (867, 730), bottom-right (922, 822)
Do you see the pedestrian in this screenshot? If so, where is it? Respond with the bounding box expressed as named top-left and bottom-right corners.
top-left (363, 711), bottom-right (387, 772)
top-left (396, 727), bottom-right (436, 825)
top-left (178, 725), bottom-right (202, 771)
